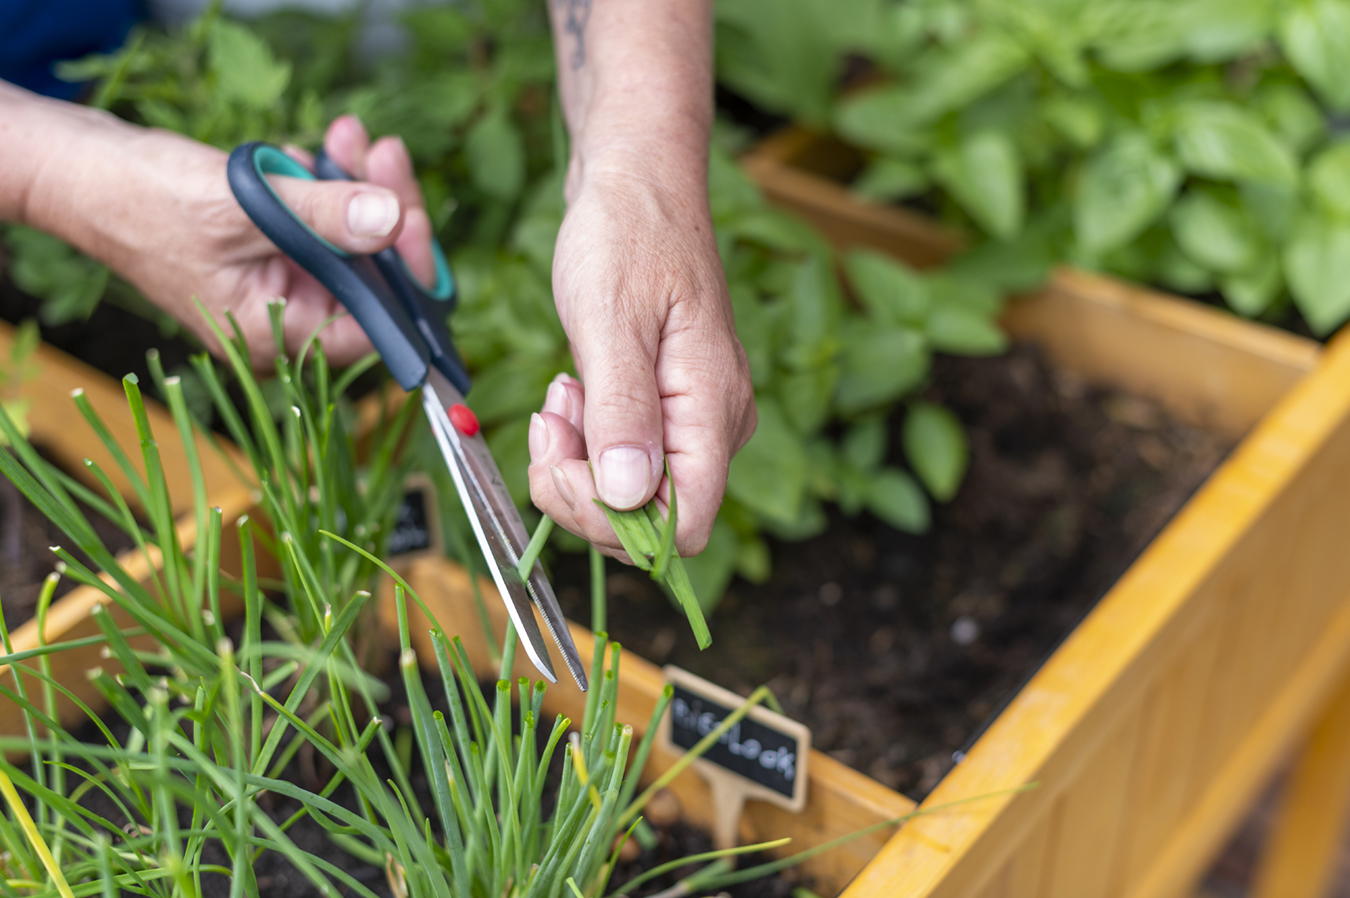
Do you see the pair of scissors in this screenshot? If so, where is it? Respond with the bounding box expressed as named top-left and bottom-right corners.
top-left (226, 141), bottom-right (587, 691)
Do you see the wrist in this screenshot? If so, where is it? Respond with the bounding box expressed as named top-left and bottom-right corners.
top-left (567, 111), bottom-right (710, 209)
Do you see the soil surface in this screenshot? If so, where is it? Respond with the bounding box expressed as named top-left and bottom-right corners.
top-left (554, 345), bottom-right (1233, 800)
top-left (0, 447), bottom-right (139, 630)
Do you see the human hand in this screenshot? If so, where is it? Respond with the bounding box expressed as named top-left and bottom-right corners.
top-left (525, 170), bottom-right (757, 560)
top-left (14, 99), bottom-right (433, 366)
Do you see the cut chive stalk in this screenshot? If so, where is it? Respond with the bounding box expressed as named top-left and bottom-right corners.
top-left (593, 465), bottom-right (710, 649)
top-left (516, 515), bottom-right (554, 581)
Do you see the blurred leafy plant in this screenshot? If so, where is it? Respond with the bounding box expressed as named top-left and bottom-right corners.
top-left (717, 0), bottom-right (1350, 336)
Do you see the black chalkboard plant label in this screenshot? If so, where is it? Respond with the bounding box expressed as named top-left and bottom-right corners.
top-left (387, 473), bottom-right (442, 560)
top-left (657, 666), bottom-right (811, 849)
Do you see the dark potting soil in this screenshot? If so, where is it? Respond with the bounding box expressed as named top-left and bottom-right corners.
top-left (66, 655), bottom-right (797, 898)
top-left (553, 344), bottom-right (1234, 801)
top-left (0, 446), bottom-right (139, 630)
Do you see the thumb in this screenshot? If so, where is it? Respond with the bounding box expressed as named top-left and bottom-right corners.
top-left (268, 176), bottom-right (404, 256)
top-left (574, 322), bottom-right (665, 512)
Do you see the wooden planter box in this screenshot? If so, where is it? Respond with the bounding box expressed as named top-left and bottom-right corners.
top-left (8, 125), bottom-right (1349, 894)
top-left (727, 129), bottom-right (1350, 897)
top-left (0, 321), bottom-right (254, 742)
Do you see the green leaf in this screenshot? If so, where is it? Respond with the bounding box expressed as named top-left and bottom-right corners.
top-left (926, 276), bottom-right (1006, 349)
top-left (1074, 131), bottom-right (1180, 255)
top-left (1283, 211), bottom-right (1350, 335)
top-left (834, 322), bottom-right (930, 414)
top-left (835, 32), bottom-right (1028, 143)
top-left (1042, 94), bottom-right (1106, 149)
top-left (726, 398), bottom-right (809, 525)
top-left (924, 306), bottom-right (1007, 355)
top-left (4, 227), bottom-right (109, 325)
top-left (902, 403), bottom-right (968, 501)
top-left (945, 226), bottom-right (1055, 292)
top-left (933, 130), bottom-right (1024, 240)
top-left (842, 417), bottom-right (887, 472)
top-left (465, 110), bottom-right (526, 201)
top-left (781, 256), bottom-right (842, 369)
top-left (1170, 188), bottom-right (1263, 274)
top-left (832, 87), bottom-right (934, 157)
top-left (1255, 81), bottom-right (1326, 156)
top-left (729, 285), bottom-right (774, 388)
top-left (866, 468), bottom-right (930, 533)
top-left (208, 20), bottom-right (291, 110)
top-left (853, 157), bottom-right (929, 203)
top-left (843, 249), bottom-right (930, 325)
top-left (735, 536), bottom-right (771, 584)
top-left (1156, 236), bottom-right (1216, 294)
top-left (715, 0), bottom-right (875, 126)
top-left (775, 368), bottom-right (838, 435)
top-left (1173, 102), bottom-right (1298, 187)
top-left (1279, 0), bottom-right (1350, 112)
top-left (1309, 141), bottom-right (1350, 219)
top-left (1219, 252), bottom-right (1283, 318)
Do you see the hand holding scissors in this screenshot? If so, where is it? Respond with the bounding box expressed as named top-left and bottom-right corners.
top-left (227, 140), bottom-right (588, 691)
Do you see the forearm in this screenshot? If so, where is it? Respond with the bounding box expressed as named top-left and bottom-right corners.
top-left (548, 0), bottom-right (713, 201)
top-left (0, 79), bottom-right (227, 295)
top-left (0, 81), bottom-right (128, 238)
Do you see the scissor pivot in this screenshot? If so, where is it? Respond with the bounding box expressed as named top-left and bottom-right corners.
top-left (449, 403), bottom-right (480, 436)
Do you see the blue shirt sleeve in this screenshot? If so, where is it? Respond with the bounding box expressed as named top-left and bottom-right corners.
top-left (0, 0), bottom-right (146, 99)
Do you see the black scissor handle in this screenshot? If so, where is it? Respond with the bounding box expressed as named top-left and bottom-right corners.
top-left (226, 142), bottom-right (431, 391)
top-left (313, 150), bottom-right (472, 395)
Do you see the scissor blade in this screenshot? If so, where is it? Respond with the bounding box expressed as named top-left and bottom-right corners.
top-left (422, 370), bottom-right (589, 692)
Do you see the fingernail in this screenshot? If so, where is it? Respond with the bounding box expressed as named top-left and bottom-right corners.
top-left (543, 381), bottom-right (570, 418)
top-left (597, 447), bottom-right (652, 510)
top-left (551, 465), bottom-right (577, 510)
top-left (347, 191), bottom-right (399, 237)
top-left (528, 413), bottom-right (550, 460)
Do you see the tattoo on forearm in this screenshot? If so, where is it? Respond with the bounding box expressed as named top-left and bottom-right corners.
top-left (556, 0), bottom-right (592, 69)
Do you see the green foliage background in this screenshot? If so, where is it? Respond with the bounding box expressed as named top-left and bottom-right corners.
top-left (716, 0), bottom-right (1350, 336)
top-left (1, 2), bottom-right (1006, 606)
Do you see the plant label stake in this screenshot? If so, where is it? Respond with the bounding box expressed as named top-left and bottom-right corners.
top-left (227, 141), bottom-right (587, 691)
top-left (657, 666), bottom-right (810, 849)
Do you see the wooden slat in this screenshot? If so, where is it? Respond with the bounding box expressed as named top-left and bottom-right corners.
top-left (1125, 593), bottom-right (1350, 898)
top-left (1251, 663), bottom-right (1350, 898)
top-left (1044, 705), bottom-right (1143, 898)
top-left (0, 321), bottom-right (241, 516)
top-left (386, 553), bottom-right (916, 895)
top-left (1115, 628), bottom-right (1221, 895)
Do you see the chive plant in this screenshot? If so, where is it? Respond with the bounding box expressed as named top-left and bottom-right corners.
top-left (316, 532), bottom-right (788, 898)
top-left (185, 299), bottom-right (420, 645)
top-left (0, 318), bottom-right (402, 896)
top-left (0, 308), bottom-right (418, 896)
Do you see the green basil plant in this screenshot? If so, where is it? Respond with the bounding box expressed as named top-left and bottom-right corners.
top-left (717, 0), bottom-right (1350, 335)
